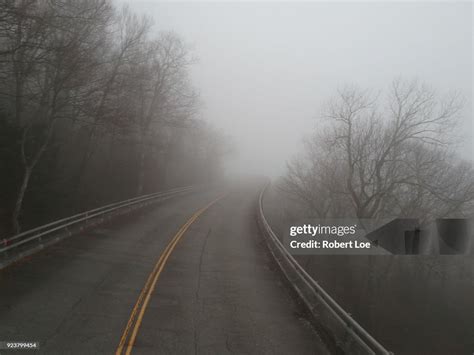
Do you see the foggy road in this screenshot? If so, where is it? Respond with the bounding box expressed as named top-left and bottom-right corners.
top-left (0, 181), bottom-right (329, 354)
top-left (0, 2), bottom-right (472, 355)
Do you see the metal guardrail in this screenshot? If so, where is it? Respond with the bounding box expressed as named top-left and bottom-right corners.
top-left (257, 182), bottom-right (391, 355)
top-left (0, 186), bottom-right (195, 269)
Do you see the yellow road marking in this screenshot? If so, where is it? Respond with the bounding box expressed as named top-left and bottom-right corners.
top-left (115, 217), bottom-right (195, 352)
top-left (116, 195), bottom-right (225, 355)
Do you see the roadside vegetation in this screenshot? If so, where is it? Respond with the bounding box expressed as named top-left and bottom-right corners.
top-left (0, 0), bottom-right (229, 235)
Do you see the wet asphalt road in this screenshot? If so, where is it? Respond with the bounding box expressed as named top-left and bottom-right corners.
top-left (0, 180), bottom-right (329, 355)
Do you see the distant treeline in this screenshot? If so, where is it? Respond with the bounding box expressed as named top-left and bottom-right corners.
top-left (0, 0), bottom-right (229, 235)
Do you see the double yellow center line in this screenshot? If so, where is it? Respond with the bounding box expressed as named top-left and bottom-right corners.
top-left (115, 194), bottom-right (226, 355)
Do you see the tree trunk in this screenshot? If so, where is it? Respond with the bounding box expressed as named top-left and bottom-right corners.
top-left (73, 128), bottom-right (95, 196)
top-left (11, 119), bottom-right (56, 234)
top-left (136, 134), bottom-right (146, 196)
top-left (11, 166), bottom-right (31, 235)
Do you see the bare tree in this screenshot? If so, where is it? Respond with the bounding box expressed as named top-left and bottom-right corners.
top-left (127, 32), bottom-right (196, 195)
top-left (283, 79), bottom-right (474, 222)
top-left (0, 0), bottom-right (227, 235)
top-left (1, 0), bottom-right (113, 233)
top-left (70, 5), bottom-right (152, 193)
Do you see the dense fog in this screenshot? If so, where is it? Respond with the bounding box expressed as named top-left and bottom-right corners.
top-left (0, 2), bottom-right (472, 354)
top-left (128, 1), bottom-right (473, 176)
top-left (1, 0), bottom-right (472, 232)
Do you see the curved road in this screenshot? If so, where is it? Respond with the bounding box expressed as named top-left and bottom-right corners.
top-left (0, 180), bottom-right (329, 354)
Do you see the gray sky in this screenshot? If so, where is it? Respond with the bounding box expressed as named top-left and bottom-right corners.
top-left (126, 0), bottom-right (473, 177)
